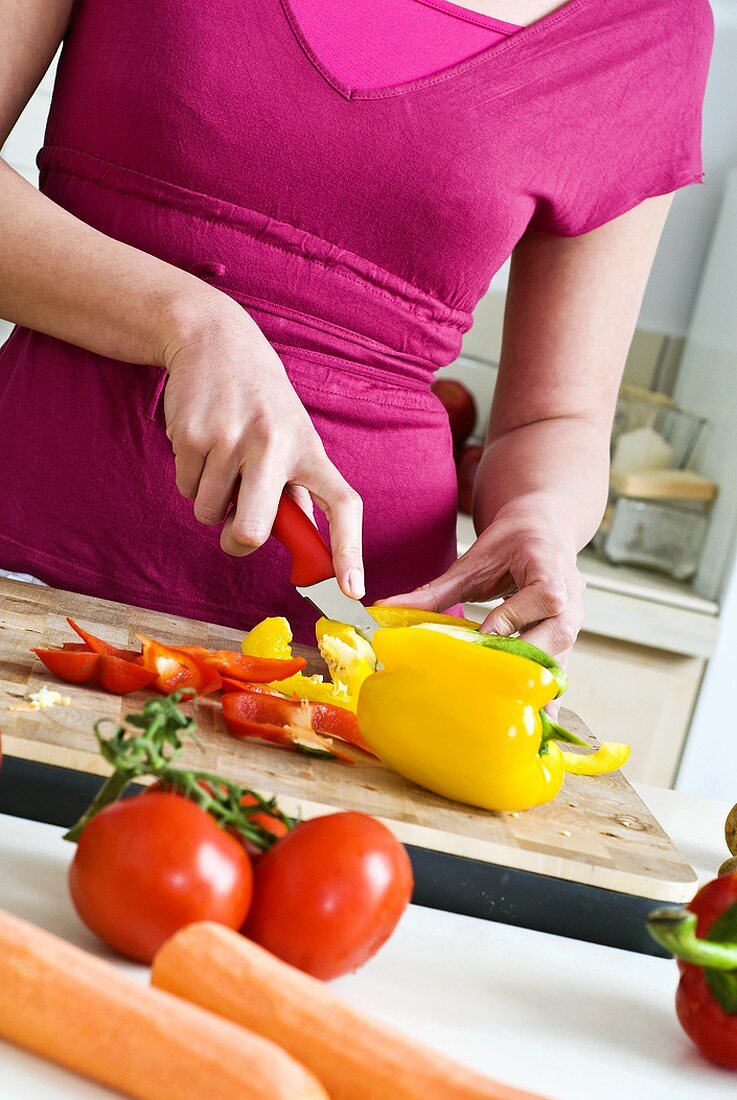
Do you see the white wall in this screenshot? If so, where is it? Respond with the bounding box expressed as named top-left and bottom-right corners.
top-left (488, 1), bottom-right (737, 340)
top-left (674, 170), bottom-right (737, 799)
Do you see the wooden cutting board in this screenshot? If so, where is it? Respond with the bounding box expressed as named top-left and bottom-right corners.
top-left (0, 577), bottom-right (696, 912)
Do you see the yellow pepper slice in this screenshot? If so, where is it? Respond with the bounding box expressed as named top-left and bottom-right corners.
top-left (315, 617), bottom-right (376, 702)
top-left (241, 617), bottom-right (294, 660)
top-left (265, 671), bottom-right (353, 707)
top-left (241, 616), bottom-right (369, 711)
top-left (561, 741), bottom-right (631, 776)
top-left (367, 606), bottom-right (479, 631)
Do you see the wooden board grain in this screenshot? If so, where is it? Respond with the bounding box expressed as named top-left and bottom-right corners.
top-left (0, 578), bottom-right (697, 902)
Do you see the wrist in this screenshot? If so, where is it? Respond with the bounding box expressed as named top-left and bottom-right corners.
top-left (479, 494), bottom-right (581, 558)
top-left (153, 284), bottom-right (246, 372)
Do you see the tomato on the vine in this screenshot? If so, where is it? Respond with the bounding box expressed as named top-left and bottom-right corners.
top-left (146, 780), bottom-right (291, 861)
top-left (243, 812), bottom-right (413, 980)
top-left (239, 792), bottom-right (290, 861)
top-left (69, 792), bottom-right (252, 963)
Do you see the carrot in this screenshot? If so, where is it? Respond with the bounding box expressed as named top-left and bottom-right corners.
top-left (152, 922), bottom-right (548, 1100)
top-left (0, 907), bottom-right (327, 1100)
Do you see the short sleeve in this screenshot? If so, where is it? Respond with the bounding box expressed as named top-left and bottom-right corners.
top-left (528, 0), bottom-right (714, 237)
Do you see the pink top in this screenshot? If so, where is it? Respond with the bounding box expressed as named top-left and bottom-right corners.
top-left (291, 0), bottom-right (520, 89)
top-left (0, 0), bottom-right (713, 641)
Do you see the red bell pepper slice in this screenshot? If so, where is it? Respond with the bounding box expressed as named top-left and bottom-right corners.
top-left (177, 646), bottom-right (306, 683)
top-left (222, 689), bottom-right (356, 763)
top-left (309, 701), bottom-right (374, 755)
top-left (31, 648), bottom-right (157, 694)
top-left (32, 648), bottom-right (101, 685)
top-left (222, 685), bottom-right (374, 754)
top-left (95, 654), bottom-right (159, 694)
top-left (220, 677), bottom-right (285, 695)
top-left (65, 618), bottom-right (141, 662)
top-left (139, 637), bottom-right (221, 696)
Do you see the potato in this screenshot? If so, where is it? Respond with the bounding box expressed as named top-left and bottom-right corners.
top-left (718, 855), bottom-right (737, 877)
top-left (725, 803), bottom-right (737, 856)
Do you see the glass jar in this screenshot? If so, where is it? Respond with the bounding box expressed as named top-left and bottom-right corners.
top-left (596, 470), bottom-right (717, 582)
top-left (611, 395), bottom-right (708, 472)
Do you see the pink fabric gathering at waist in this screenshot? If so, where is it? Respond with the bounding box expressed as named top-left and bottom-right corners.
top-left (290, 0), bottom-right (520, 89)
top-left (37, 145), bottom-right (472, 389)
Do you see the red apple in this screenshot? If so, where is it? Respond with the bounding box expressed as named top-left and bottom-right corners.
top-left (431, 379), bottom-right (477, 449)
top-left (457, 442), bottom-right (484, 515)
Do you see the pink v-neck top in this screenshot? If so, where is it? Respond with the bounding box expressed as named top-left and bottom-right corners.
top-left (0, 0), bottom-right (714, 639)
top-left (290, 0), bottom-right (520, 89)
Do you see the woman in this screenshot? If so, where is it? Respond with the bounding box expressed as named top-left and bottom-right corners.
top-left (0, 0), bottom-right (713, 648)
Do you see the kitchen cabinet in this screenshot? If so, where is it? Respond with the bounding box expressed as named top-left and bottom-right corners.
top-left (564, 636), bottom-right (702, 788)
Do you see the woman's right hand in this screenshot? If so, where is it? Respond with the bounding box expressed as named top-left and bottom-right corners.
top-left (161, 298), bottom-right (365, 599)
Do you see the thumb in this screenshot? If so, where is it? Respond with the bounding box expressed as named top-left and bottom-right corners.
top-left (379, 562), bottom-right (471, 613)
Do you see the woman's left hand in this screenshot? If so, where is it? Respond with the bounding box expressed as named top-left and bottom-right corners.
top-left (382, 506), bottom-right (586, 657)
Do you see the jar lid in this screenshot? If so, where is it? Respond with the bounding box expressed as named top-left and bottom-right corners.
top-left (610, 469), bottom-right (718, 502)
top-left (618, 385), bottom-right (677, 408)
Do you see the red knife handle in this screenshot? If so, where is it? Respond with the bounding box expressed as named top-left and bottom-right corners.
top-left (272, 491), bottom-right (335, 587)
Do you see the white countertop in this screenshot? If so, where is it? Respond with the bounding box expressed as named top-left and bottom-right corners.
top-left (0, 783), bottom-right (734, 1100)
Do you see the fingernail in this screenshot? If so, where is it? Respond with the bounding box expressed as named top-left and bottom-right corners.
top-left (347, 569), bottom-right (365, 599)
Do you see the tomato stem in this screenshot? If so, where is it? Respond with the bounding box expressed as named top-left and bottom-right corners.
top-left (64, 769), bottom-right (132, 843)
top-left (63, 692), bottom-right (296, 848)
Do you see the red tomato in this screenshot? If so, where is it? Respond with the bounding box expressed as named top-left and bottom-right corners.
top-left (69, 793), bottom-right (252, 963)
top-left (431, 378), bottom-right (476, 448)
top-left (243, 812), bottom-right (413, 980)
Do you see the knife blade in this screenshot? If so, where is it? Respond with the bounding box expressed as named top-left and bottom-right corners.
top-left (271, 491), bottom-right (378, 644)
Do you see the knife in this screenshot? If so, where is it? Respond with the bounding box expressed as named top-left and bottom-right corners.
top-left (271, 491), bottom-right (378, 644)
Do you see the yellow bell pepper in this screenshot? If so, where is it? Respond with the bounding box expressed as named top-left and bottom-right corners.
top-left (241, 607), bottom-right (471, 712)
top-left (358, 624), bottom-right (587, 812)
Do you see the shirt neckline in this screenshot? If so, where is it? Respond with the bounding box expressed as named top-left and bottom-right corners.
top-left (279, 0), bottom-right (588, 101)
top-left (410, 0), bottom-right (520, 36)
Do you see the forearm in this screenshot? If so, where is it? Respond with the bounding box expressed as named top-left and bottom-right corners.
top-left (473, 416), bottom-right (610, 552)
top-left (472, 197), bottom-right (674, 555)
top-left (0, 158), bottom-right (232, 365)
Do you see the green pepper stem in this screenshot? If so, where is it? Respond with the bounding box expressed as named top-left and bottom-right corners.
top-left (647, 908), bottom-right (737, 969)
top-left (539, 710), bottom-right (588, 747)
